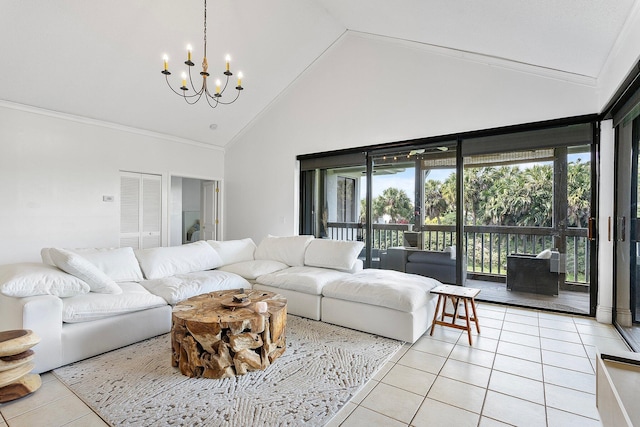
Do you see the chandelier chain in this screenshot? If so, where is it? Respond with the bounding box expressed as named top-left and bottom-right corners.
top-left (203, 0), bottom-right (207, 58)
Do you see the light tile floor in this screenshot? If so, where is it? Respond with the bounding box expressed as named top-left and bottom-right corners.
top-left (0, 302), bottom-right (631, 427)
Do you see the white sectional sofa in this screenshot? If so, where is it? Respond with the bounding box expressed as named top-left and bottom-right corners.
top-left (0, 235), bottom-right (440, 374)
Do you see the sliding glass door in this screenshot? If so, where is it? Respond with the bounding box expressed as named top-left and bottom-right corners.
top-left (298, 119), bottom-right (597, 315)
top-left (614, 114), bottom-right (640, 333)
top-left (459, 124), bottom-right (595, 314)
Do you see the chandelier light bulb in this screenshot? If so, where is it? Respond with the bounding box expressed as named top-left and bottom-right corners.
top-left (225, 55), bottom-right (231, 72)
top-left (162, 55), bottom-right (169, 71)
top-left (187, 45), bottom-right (193, 62)
top-left (215, 79), bottom-right (221, 94)
top-left (181, 72), bottom-right (188, 89)
top-left (237, 71), bottom-right (243, 88)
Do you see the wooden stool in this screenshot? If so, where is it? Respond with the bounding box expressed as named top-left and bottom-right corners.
top-left (430, 285), bottom-right (481, 345)
top-left (0, 329), bottom-right (41, 403)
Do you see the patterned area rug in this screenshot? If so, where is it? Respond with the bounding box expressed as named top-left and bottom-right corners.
top-left (53, 316), bottom-right (403, 427)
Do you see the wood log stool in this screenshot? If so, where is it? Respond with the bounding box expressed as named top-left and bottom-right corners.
top-left (430, 285), bottom-right (481, 345)
top-left (0, 329), bottom-right (42, 403)
top-left (171, 289), bottom-right (287, 379)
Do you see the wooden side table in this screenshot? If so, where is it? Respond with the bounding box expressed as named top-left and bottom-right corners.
top-left (0, 329), bottom-right (41, 403)
top-left (430, 285), bottom-right (481, 345)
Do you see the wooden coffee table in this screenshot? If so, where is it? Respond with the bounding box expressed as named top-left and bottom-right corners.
top-left (171, 289), bottom-right (287, 379)
top-left (430, 285), bottom-right (481, 345)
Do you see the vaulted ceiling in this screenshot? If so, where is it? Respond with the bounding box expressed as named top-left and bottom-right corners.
top-left (1, 0), bottom-right (637, 148)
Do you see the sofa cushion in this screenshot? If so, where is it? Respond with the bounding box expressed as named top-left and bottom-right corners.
top-left (0, 262), bottom-right (90, 298)
top-left (140, 270), bottom-right (250, 305)
top-left (254, 235), bottom-right (314, 267)
top-left (217, 260), bottom-right (289, 280)
top-left (207, 238), bottom-right (256, 265)
top-left (322, 269), bottom-right (440, 312)
top-left (304, 239), bottom-right (364, 271)
top-left (135, 241), bottom-right (223, 280)
top-left (43, 247), bottom-right (143, 282)
top-left (407, 251), bottom-right (455, 265)
top-left (256, 266), bottom-right (351, 296)
top-left (49, 248), bottom-right (122, 294)
top-left (62, 282), bottom-right (167, 323)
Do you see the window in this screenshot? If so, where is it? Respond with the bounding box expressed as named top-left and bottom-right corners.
top-left (336, 176), bottom-right (356, 223)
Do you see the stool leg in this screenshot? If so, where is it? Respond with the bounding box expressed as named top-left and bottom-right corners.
top-left (450, 296), bottom-right (460, 325)
top-left (430, 294), bottom-right (444, 336)
top-left (463, 298), bottom-right (473, 345)
top-left (470, 298), bottom-right (480, 334)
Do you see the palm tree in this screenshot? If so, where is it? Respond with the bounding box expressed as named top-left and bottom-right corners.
top-left (423, 179), bottom-right (448, 224)
top-left (372, 187), bottom-right (414, 223)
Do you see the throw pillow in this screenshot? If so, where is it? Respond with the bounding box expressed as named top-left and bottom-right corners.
top-left (0, 263), bottom-right (90, 298)
top-left (304, 239), bottom-right (364, 271)
top-left (254, 235), bottom-right (314, 267)
top-left (207, 238), bottom-right (256, 265)
top-left (134, 241), bottom-right (224, 280)
top-left (536, 249), bottom-right (553, 259)
top-left (49, 248), bottom-right (122, 294)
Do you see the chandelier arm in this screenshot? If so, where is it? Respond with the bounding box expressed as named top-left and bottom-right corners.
top-left (182, 90), bottom-right (207, 105)
top-left (203, 83), bottom-right (216, 99)
top-left (204, 92), bottom-right (220, 108)
top-left (165, 73), bottom-right (208, 101)
top-left (219, 74), bottom-right (231, 95)
top-left (212, 89), bottom-right (241, 105)
top-left (165, 75), bottom-right (189, 97)
top-left (187, 66), bottom-right (201, 93)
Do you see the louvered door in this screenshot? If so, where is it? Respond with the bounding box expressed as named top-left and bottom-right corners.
top-left (120, 172), bottom-right (162, 249)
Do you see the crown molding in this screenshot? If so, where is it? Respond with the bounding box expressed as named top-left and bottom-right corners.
top-left (0, 99), bottom-right (224, 152)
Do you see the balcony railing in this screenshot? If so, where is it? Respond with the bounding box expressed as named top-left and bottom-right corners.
top-left (326, 222), bottom-right (590, 285)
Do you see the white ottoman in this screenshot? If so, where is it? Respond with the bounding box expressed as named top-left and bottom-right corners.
top-left (321, 269), bottom-right (441, 342)
top-left (254, 266), bottom-right (352, 320)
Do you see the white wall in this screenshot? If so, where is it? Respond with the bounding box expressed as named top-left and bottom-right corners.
top-left (0, 103), bottom-right (224, 263)
top-left (224, 32), bottom-right (599, 243)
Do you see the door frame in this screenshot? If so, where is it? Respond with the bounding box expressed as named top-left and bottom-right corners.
top-left (168, 173), bottom-right (224, 245)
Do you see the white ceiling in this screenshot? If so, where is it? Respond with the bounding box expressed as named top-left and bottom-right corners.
top-left (0, 0), bottom-right (637, 148)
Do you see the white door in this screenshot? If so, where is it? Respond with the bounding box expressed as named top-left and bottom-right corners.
top-left (120, 172), bottom-right (162, 249)
top-left (201, 181), bottom-right (219, 241)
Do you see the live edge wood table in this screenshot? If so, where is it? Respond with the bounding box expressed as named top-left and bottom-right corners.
top-left (430, 285), bottom-right (481, 345)
top-left (0, 329), bottom-right (42, 403)
top-left (171, 289), bottom-right (287, 379)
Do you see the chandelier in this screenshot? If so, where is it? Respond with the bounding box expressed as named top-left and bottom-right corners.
top-left (161, 0), bottom-right (244, 108)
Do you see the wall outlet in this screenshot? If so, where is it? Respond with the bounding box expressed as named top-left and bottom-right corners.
top-left (103, 195), bottom-right (114, 202)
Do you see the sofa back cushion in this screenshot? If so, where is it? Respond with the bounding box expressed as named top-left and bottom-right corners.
top-left (49, 248), bottom-right (122, 294)
top-left (254, 235), bottom-right (314, 267)
top-left (135, 241), bottom-right (223, 280)
top-left (0, 262), bottom-right (90, 298)
top-left (304, 239), bottom-right (364, 271)
top-left (207, 238), bottom-right (256, 266)
top-left (42, 247), bottom-right (143, 282)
